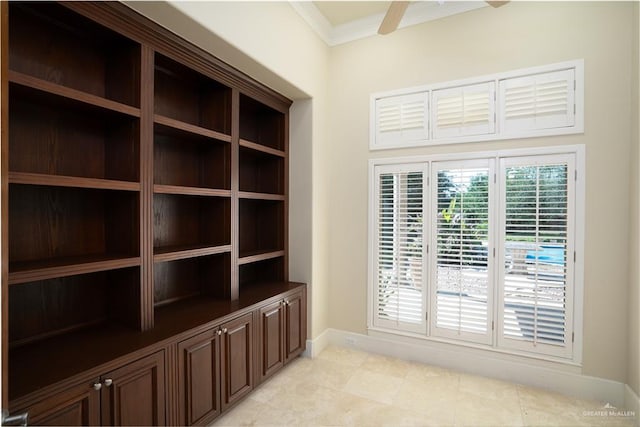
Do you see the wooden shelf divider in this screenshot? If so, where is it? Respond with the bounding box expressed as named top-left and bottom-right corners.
top-left (153, 184), bottom-right (231, 198)
top-left (154, 114), bottom-right (232, 143)
top-left (239, 138), bottom-right (285, 157)
top-left (9, 70), bottom-right (141, 117)
top-left (9, 172), bottom-right (140, 192)
top-left (9, 255), bottom-right (141, 285)
top-left (153, 244), bottom-right (232, 263)
top-left (238, 191), bottom-right (285, 201)
top-left (238, 250), bottom-right (285, 265)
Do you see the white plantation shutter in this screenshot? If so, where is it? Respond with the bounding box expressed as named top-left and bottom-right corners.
top-left (498, 154), bottom-right (575, 358)
top-left (499, 69), bottom-right (575, 133)
top-left (373, 164), bottom-right (427, 333)
top-left (430, 160), bottom-right (494, 344)
top-left (374, 92), bottom-right (429, 148)
top-left (432, 82), bottom-right (495, 139)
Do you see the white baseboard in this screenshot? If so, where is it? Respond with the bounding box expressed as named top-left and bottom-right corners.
top-left (311, 328), bottom-right (632, 410)
top-left (303, 328), bottom-right (330, 358)
top-left (624, 384), bottom-right (640, 426)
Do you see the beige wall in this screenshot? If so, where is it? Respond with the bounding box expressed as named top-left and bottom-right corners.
top-left (629, 1), bottom-right (640, 397)
top-left (326, 2), bottom-right (635, 383)
top-left (125, 1), bottom-right (332, 339)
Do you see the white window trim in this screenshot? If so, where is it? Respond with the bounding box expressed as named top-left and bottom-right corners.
top-left (370, 60), bottom-right (584, 150)
top-left (367, 144), bottom-right (585, 366)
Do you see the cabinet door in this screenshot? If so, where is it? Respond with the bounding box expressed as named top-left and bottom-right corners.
top-left (258, 300), bottom-right (285, 382)
top-left (178, 329), bottom-right (221, 426)
top-left (285, 291), bottom-right (306, 361)
top-left (24, 381), bottom-right (101, 426)
top-left (101, 351), bottom-right (165, 426)
top-left (220, 312), bottom-right (254, 410)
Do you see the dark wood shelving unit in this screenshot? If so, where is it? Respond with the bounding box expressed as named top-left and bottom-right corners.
top-left (2, 2), bottom-right (301, 424)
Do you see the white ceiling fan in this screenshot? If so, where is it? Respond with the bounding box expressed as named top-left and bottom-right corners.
top-left (378, 1), bottom-right (510, 35)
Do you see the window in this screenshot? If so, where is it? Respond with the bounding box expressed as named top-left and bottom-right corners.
top-left (372, 92), bottom-right (429, 149)
top-left (498, 155), bottom-right (576, 359)
top-left (372, 164), bottom-right (427, 333)
top-left (432, 82), bottom-right (495, 139)
top-left (430, 159), bottom-right (494, 345)
top-left (369, 146), bottom-right (584, 361)
top-left (370, 60), bottom-right (583, 149)
top-left (499, 69), bottom-right (575, 134)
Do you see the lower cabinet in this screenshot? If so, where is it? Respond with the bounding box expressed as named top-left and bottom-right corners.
top-left (258, 289), bottom-right (307, 383)
top-left (178, 312), bottom-right (254, 426)
top-left (21, 351), bottom-right (165, 426)
top-left (11, 286), bottom-right (305, 427)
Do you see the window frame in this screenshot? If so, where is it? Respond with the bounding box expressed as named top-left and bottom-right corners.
top-left (369, 60), bottom-right (584, 150)
top-left (367, 144), bottom-right (585, 365)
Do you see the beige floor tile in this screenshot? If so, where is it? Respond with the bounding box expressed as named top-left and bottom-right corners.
top-left (343, 368), bottom-right (405, 404)
top-left (360, 353), bottom-right (413, 379)
top-left (458, 373), bottom-right (520, 403)
top-left (210, 397), bottom-right (267, 426)
top-left (517, 384), bottom-right (596, 416)
top-left (455, 391), bottom-right (524, 426)
top-left (250, 405), bottom-right (310, 426)
top-left (393, 375), bottom-right (459, 425)
top-left (405, 361), bottom-right (459, 381)
top-left (268, 380), bottom-right (345, 420)
top-left (303, 357), bottom-right (358, 389)
top-left (311, 391), bottom-right (387, 426)
top-left (317, 345), bottom-right (370, 367)
top-left (360, 403), bottom-right (455, 427)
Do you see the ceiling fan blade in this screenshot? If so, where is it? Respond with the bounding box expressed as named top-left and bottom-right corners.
top-left (486, 1), bottom-right (509, 7)
top-left (378, 1), bottom-right (410, 35)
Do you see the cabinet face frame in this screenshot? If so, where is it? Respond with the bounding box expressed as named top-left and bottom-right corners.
top-left (285, 290), bottom-right (306, 361)
top-left (177, 328), bottom-right (222, 426)
top-left (100, 351), bottom-right (166, 426)
top-left (220, 312), bottom-right (254, 411)
top-left (258, 300), bottom-right (285, 382)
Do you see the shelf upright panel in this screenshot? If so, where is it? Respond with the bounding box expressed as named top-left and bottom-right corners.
top-left (140, 44), bottom-right (155, 330)
top-left (230, 89), bottom-right (240, 300)
top-left (1, 0), bottom-right (9, 410)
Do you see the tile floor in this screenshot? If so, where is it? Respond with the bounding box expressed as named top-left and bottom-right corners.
top-left (212, 346), bottom-right (636, 427)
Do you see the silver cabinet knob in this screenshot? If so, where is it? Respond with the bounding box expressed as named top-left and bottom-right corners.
top-left (103, 378), bottom-right (113, 387)
top-left (2, 410), bottom-right (29, 427)
top-left (92, 382), bottom-right (102, 391)
top-left (222, 328), bottom-right (228, 334)
top-left (217, 329), bottom-right (222, 336)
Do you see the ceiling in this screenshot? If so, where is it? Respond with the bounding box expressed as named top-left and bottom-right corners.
top-left (290, 1), bottom-right (488, 46)
top-left (313, 1), bottom-right (392, 26)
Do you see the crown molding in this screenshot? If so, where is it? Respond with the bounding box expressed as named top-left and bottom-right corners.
top-left (290, 1), bottom-right (488, 47)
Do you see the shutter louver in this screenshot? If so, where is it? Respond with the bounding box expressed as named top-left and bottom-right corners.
top-left (499, 157), bottom-right (574, 358)
top-left (375, 93), bottom-right (428, 147)
top-left (433, 82), bottom-right (495, 139)
top-left (374, 166), bottom-right (425, 333)
top-left (499, 69), bottom-right (575, 133)
top-left (431, 161), bottom-right (493, 344)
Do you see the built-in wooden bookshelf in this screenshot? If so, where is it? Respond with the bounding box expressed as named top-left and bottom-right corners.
top-left (2, 2), bottom-right (298, 418)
